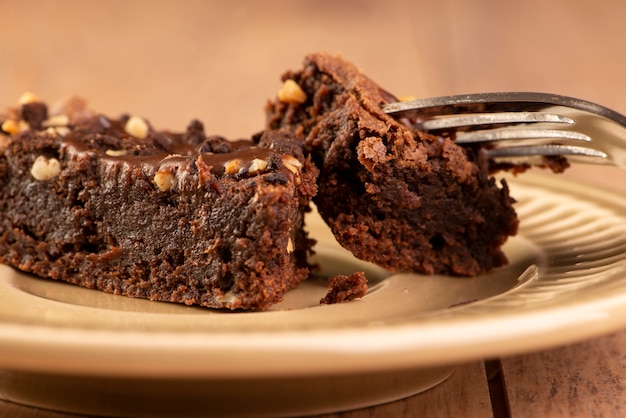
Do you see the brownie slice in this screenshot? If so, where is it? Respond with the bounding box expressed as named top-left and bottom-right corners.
top-left (0, 95), bottom-right (318, 310)
top-left (266, 53), bottom-right (519, 276)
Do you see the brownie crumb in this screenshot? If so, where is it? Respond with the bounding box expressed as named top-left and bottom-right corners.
top-left (320, 272), bottom-right (368, 305)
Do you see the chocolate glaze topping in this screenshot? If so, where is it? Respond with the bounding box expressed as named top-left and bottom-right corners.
top-left (58, 112), bottom-right (284, 178)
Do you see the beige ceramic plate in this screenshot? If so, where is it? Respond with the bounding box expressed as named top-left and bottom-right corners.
top-left (2, 172), bottom-right (626, 417)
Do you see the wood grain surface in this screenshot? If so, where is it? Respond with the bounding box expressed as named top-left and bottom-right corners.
top-left (501, 331), bottom-right (626, 418)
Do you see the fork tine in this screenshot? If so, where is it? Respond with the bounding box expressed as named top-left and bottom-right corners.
top-left (455, 128), bottom-right (591, 144)
top-left (484, 144), bottom-right (607, 160)
top-left (421, 112), bottom-right (573, 132)
top-left (382, 92), bottom-right (626, 123)
top-left (382, 93), bottom-right (554, 118)
top-left (384, 92), bottom-right (626, 170)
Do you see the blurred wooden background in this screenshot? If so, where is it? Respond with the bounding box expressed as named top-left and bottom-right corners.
top-left (4, 0), bottom-right (626, 190)
top-left (2, 0), bottom-right (625, 131)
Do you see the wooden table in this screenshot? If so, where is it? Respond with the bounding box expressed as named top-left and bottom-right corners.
top-left (2, 0), bottom-right (626, 416)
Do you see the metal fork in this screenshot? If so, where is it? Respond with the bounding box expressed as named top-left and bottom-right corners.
top-left (382, 92), bottom-right (626, 169)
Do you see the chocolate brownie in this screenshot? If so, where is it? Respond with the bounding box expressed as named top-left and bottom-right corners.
top-left (0, 95), bottom-right (318, 310)
top-left (266, 53), bottom-right (519, 276)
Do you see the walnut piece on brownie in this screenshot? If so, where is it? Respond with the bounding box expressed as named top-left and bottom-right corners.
top-left (267, 53), bottom-right (519, 276)
top-left (0, 95), bottom-right (318, 310)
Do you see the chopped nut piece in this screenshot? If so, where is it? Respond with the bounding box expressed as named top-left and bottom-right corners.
top-left (105, 149), bottom-right (127, 157)
top-left (218, 291), bottom-right (239, 304)
top-left (42, 114), bottom-right (69, 128)
top-left (248, 158), bottom-right (269, 175)
top-left (1, 119), bottom-right (29, 134)
top-left (153, 170), bottom-right (176, 191)
top-left (54, 126), bottom-right (71, 137)
top-left (44, 126), bottom-right (70, 137)
top-left (1, 120), bottom-right (20, 135)
top-left (286, 238), bottom-right (294, 253)
top-left (31, 155), bottom-right (61, 181)
top-left (282, 155), bottom-right (302, 184)
top-left (124, 116), bottom-right (149, 139)
top-left (278, 79), bottom-right (307, 104)
top-left (281, 155), bottom-right (302, 174)
top-left (18, 92), bottom-right (39, 105)
top-left (224, 159), bottom-right (242, 175)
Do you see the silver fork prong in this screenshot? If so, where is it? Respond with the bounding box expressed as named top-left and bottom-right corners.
top-left (484, 144), bottom-right (608, 160)
top-left (455, 129), bottom-right (591, 144)
top-left (383, 92), bottom-right (626, 170)
top-left (382, 93), bottom-right (564, 118)
top-left (421, 112), bottom-right (573, 131)
top-left (382, 92), bottom-right (626, 122)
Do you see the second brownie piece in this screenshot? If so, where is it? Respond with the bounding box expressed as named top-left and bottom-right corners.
top-left (267, 53), bottom-right (519, 276)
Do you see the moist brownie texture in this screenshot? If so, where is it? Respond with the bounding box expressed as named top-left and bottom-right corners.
top-left (267, 53), bottom-right (519, 276)
top-left (0, 95), bottom-right (318, 310)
